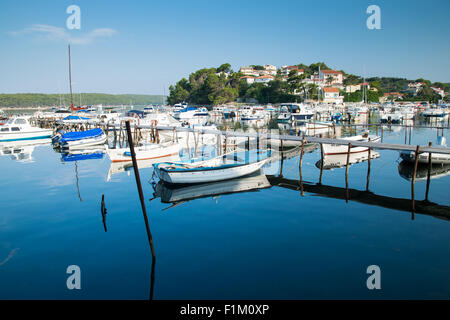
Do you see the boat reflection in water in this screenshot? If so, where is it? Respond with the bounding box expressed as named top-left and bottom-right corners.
top-left (60, 146), bottom-right (106, 163)
top-left (398, 160), bottom-right (450, 181)
top-left (315, 150), bottom-right (380, 170)
top-left (152, 170), bottom-right (271, 206)
top-left (0, 138), bottom-right (51, 162)
top-left (107, 154), bottom-right (180, 181)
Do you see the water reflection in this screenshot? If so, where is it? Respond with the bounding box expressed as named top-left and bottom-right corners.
top-left (60, 146), bottom-right (106, 162)
top-left (398, 160), bottom-right (450, 181)
top-left (151, 170), bottom-right (271, 207)
top-left (315, 151), bottom-right (380, 170)
top-left (0, 138), bottom-right (50, 162)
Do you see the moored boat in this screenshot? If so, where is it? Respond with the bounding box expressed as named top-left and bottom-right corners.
top-left (106, 141), bottom-right (180, 163)
top-left (153, 149), bottom-right (272, 184)
top-left (322, 134), bottom-right (381, 156)
top-left (56, 128), bottom-right (107, 150)
top-left (400, 137), bottom-right (450, 164)
top-left (0, 116), bottom-right (53, 142)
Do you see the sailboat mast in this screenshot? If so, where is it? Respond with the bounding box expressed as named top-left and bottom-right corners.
top-left (68, 44), bottom-right (74, 111)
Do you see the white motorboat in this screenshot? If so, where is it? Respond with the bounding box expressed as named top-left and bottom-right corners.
top-left (380, 109), bottom-right (403, 124)
top-left (322, 134), bottom-right (381, 156)
top-left (0, 116), bottom-right (53, 142)
top-left (239, 105), bottom-right (267, 121)
top-left (106, 141), bottom-right (180, 163)
top-left (400, 137), bottom-right (450, 164)
top-left (153, 149), bottom-right (272, 184)
top-left (277, 103), bottom-right (314, 123)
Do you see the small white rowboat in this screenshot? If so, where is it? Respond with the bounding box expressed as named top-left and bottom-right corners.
top-left (153, 150), bottom-right (272, 184)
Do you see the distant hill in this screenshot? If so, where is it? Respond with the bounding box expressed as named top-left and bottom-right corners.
top-left (0, 93), bottom-right (166, 108)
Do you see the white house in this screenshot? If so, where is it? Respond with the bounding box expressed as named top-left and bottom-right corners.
top-left (264, 64), bottom-right (277, 75)
top-left (345, 82), bottom-right (370, 93)
top-left (431, 87), bottom-right (445, 98)
top-left (319, 70), bottom-right (343, 85)
top-left (239, 66), bottom-right (259, 77)
top-left (254, 75), bottom-right (275, 84)
top-left (240, 76), bottom-right (255, 85)
top-left (280, 66), bottom-right (304, 76)
top-left (323, 87), bottom-right (343, 104)
top-left (405, 82), bottom-right (424, 96)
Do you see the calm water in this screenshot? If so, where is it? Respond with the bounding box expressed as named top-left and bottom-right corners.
top-left (1, 124), bottom-right (450, 299)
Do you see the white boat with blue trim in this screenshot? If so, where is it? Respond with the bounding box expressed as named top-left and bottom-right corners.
top-left (0, 116), bottom-right (53, 142)
top-left (153, 149), bottom-right (272, 184)
top-left (54, 128), bottom-right (107, 150)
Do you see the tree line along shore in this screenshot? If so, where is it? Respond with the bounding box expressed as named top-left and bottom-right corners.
top-left (0, 93), bottom-right (166, 108)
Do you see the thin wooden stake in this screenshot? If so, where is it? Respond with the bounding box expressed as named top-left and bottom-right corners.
top-left (345, 143), bottom-right (352, 202)
top-left (125, 121), bottom-right (156, 259)
top-left (366, 138), bottom-right (371, 191)
top-left (319, 143), bottom-right (324, 185)
top-left (425, 142), bottom-right (432, 202)
top-left (411, 145), bottom-right (420, 217)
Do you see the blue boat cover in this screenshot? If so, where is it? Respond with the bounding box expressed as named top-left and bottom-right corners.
top-left (63, 115), bottom-right (90, 120)
top-left (61, 128), bottom-right (104, 142)
top-left (178, 106), bottom-right (197, 112)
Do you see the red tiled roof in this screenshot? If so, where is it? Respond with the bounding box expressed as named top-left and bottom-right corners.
top-left (321, 70), bottom-right (342, 74)
top-left (323, 87), bottom-right (339, 93)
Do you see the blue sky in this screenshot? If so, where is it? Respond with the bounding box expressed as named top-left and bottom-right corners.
top-left (0, 0), bottom-right (449, 94)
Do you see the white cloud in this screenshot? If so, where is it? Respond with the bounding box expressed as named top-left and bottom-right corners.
top-left (8, 24), bottom-right (117, 45)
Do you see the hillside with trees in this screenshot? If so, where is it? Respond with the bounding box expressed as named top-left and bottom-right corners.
top-left (0, 93), bottom-right (166, 108)
top-left (168, 62), bottom-right (449, 105)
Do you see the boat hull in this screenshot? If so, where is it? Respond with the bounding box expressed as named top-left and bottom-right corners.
top-left (0, 130), bottom-right (53, 142)
top-left (61, 134), bottom-right (107, 150)
top-left (107, 143), bottom-right (180, 163)
top-left (156, 158), bottom-right (269, 184)
top-left (400, 151), bottom-right (450, 164)
top-left (322, 136), bottom-right (381, 156)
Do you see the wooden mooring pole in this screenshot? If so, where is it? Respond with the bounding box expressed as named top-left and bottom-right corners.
top-left (345, 143), bottom-right (352, 202)
top-left (425, 142), bottom-right (432, 202)
top-left (411, 145), bottom-right (421, 218)
top-left (366, 138), bottom-right (371, 191)
top-left (125, 121), bottom-right (156, 260)
top-left (299, 137), bottom-right (305, 196)
top-left (319, 143), bottom-right (324, 185)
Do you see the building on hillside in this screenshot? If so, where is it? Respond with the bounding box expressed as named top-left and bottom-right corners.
top-left (280, 65), bottom-right (305, 76)
top-left (381, 92), bottom-right (404, 102)
top-left (239, 66), bottom-right (259, 77)
top-left (264, 64), bottom-right (277, 75)
top-left (322, 87), bottom-right (343, 104)
top-left (431, 87), bottom-right (445, 98)
top-left (319, 70), bottom-right (343, 85)
top-left (345, 82), bottom-right (371, 93)
top-left (404, 82), bottom-right (424, 96)
top-left (240, 76), bottom-right (255, 85)
top-left (254, 75), bottom-right (275, 84)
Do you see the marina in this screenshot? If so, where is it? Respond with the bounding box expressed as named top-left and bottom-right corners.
top-left (1, 0), bottom-right (449, 304)
top-left (1, 105), bottom-right (450, 299)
